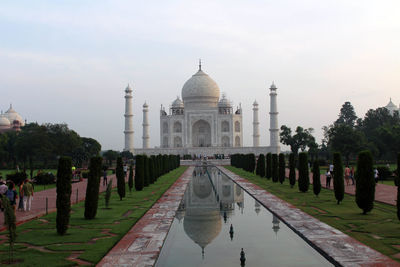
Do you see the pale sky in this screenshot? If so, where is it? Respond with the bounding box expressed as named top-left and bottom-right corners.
top-left (1, 0), bottom-right (399, 151)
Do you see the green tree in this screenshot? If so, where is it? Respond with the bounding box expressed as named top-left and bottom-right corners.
top-left (280, 125), bottom-right (316, 155)
top-left (256, 154), bottom-right (266, 177)
top-left (272, 154), bottom-right (278, 182)
top-left (355, 151), bottom-right (375, 214)
top-left (289, 153), bottom-right (296, 188)
top-left (116, 157), bottom-right (125, 200)
top-left (128, 165), bottom-right (134, 192)
top-left (149, 157), bottom-right (155, 184)
top-left (312, 160), bottom-right (321, 197)
top-left (135, 155), bottom-right (144, 191)
top-left (298, 152), bottom-right (309, 192)
top-left (266, 153), bottom-right (272, 179)
top-left (397, 153), bottom-right (400, 220)
top-left (335, 101), bottom-right (358, 127)
top-left (84, 156), bottom-right (102, 219)
top-left (144, 156), bottom-right (150, 187)
top-left (333, 152), bottom-right (344, 204)
top-left (103, 150), bottom-right (119, 166)
top-left (56, 157), bottom-right (72, 235)
top-left (278, 153), bottom-right (285, 184)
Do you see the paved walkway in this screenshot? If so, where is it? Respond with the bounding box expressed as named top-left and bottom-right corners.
top-left (222, 166), bottom-right (399, 267)
top-left (98, 166), bottom-right (194, 267)
top-left (0, 174), bottom-right (121, 231)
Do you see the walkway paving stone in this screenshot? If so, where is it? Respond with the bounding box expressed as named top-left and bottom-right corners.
top-left (0, 174), bottom-right (120, 230)
top-left (222, 166), bottom-right (399, 267)
top-left (97, 166), bottom-right (194, 267)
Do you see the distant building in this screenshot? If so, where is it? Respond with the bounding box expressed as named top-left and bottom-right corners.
top-left (384, 98), bottom-right (400, 115)
top-left (0, 104), bottom-right (25, 133)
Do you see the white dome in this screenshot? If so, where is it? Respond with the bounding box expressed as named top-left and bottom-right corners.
top-left (385, 98), bottom-right (398, 115)
top-left (0, 114), bottom-right (10, 127)
top-left (5, 105), bottom-right (24, 126)
top-left (182, 68), bottom-right (220, 108)
top-left (218, 94), bottom-right (231, 107)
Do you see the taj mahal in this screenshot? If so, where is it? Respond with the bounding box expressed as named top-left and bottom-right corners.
top-left (123, 62), bottom-right (280, 156)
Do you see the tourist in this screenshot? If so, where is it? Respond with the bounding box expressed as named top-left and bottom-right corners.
top-left (344, 166), bottom-right (350, 186)
top-left (103, 170), bottom-right (108, 186)
top-left (123, 164), bottom-right (128, 178)
top-left (5, 181), bottom-right (18, 212)
top-left (22, 179), bottom-right (34, 211)
top-left (350, 166), bottom-right (355, 185)
top-left (329, 163), bottom-right (334, 179)
top-left (18, 180), bottom-right (24, 211)
top-left (0, 180), bottom-right (8, 211)
top-left (325, 169), bottom-right (331, 188)
top-left (374, 168), bottom-right (379, 183)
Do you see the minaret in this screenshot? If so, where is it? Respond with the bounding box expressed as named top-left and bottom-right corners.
top-left (269, 82), bottom-right (279, 153)
top-left (142, 102), bottom-right (149, 149)
top-left (124, 84), bottom-right (134, 152)
top-left (252, 100), bottom-right (260, 147)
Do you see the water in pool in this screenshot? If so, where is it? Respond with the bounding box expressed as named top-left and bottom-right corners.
top-left (156, 166), bottom-right (332, 266)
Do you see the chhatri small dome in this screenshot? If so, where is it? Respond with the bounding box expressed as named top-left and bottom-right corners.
top-left (218, 93), bottom-right (231, 107)
top-left (385, 98), bottom-right (397, 109)
top-left (143, 102), bottom-right (148, 108)
top-left (5, 104), bottom-right (24, 126)
top-left (171, 96), bottom-right (184, 108)
top-left (270, 82), bottom-right (277, 90)
top-left (181, 63), bottom-right (220, 107)
top-left (0, 113), bottom-right (11, 127)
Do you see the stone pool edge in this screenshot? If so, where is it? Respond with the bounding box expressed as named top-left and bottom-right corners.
top-left (218, 166), bottom-right (400, 267)
top-left (97, 166), bottom-right (194, 267)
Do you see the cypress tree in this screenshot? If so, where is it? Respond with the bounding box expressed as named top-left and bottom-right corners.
top-left (272, 154), bottom-right (279, 183)
top-left (355, 151), bottom-right (375, 214)
top-left (312, 160), bottom-right (321, 197)
top-left (149, 157), bottom-right (155, 184)
top-left (135, 155), bottom-right (144, 191)
top-left (128, 165), bottom-right (133, 192)
top-left (266, 153), bottom-right (272, 179)
top-left (116, 157), bottom-right (125, 200)
top-left (84, 156), bottom-right (102, 219)
top-left (397, 153), bottom-right (400, 220)
top-left (289, 153), bottom-right (296, 188)
top-left (249, 154), bottom-right (256, 173)
top-left (56, 157), bottom-right (72, 234)
top-left (144, 156), bottom-right (150, 187)
top-left (256, 154), bottom-right (266, 177)
top-left (298, 152), bottom-right (309, 192)
top-left (278, 153), bottom-right (285, 184)
top-left (3, 197), bottom-right (16, 263)
top-left (333, 152), bottom-right (344, 204)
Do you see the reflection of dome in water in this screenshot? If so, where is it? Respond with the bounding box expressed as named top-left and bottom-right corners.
top-left (183, 210), bottom-right (222, 250)
top-left (192, 176), bottom-right (212, 199)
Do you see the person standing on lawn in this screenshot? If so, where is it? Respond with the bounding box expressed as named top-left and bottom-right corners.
top-left (6, 181), bottom-right (18, 212)
top-left (18, 180), bottom-right (24, 211)
top-left (22, 179), bottom-right (34, 211)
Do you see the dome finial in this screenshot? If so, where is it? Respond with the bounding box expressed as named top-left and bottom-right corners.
top-left (199, 58), bottom-right (202, 71)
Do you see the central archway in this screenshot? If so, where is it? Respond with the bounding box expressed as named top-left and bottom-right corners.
top-left (192, 120), bottom-right (211, 147)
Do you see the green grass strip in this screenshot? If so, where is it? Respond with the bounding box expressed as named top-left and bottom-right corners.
top-left (0, 166), bottom-right (188, 266)
top-left (226, 166), bottom-right (400, 263)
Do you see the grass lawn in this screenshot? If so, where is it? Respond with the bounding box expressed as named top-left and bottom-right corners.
top-left (225, 166), bottom-right (400, 263)
top-left (0, 166), bottom-right (188, 266)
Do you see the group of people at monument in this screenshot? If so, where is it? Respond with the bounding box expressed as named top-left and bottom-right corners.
top-left (0, 178), bottom-right (34, 213)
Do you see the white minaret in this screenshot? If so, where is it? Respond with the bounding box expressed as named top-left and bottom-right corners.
top-left (142, 102), bottom-right (150, 149)
top-left (269, 82), bottom-right (279, 153)
top-left (252, 100), bottom-right (260, 147)
top-left (124, 84), bottom-right (134, 152)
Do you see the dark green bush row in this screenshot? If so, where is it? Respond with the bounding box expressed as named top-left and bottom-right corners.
top-left (230, 154), bottom-right (256, 173)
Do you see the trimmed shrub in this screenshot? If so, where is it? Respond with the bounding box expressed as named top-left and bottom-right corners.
top-left (116, 157), bottom-right (125, 200)
top-left (278, 153), bottom-right (285, 184)
top-left (3, 196), bottom-right (17, 262)
top-left (144, 156), bottom-right (150, 187)
top-left (376, 166), bottom-right (391, 180)
top-left (333, 152), bottom-right (344, 204)
top-left (312, 160), bottom-right (321, 197)
top-left (248, 154), bottom-right (256, 173)
top-left (266, 153), bottom-right (272, 179)
top-left (6, 172), bottom-right (27, 186)
top-left (105, 180), bottom-right (112, 208)
top-left (128, 165), bottom-right (133, 192)
top-left (34, 173), bottom-right (55, 185)
top-left (289, 153), bottom-right (296, 188)
top-left (150, 156), bottom-right (156, 184)
top-left (256, 154), bottom-right (266, 177)
top-left (135, 155), bottom-right (144, 191)
top-left (272, 154), bottom-right (279, 183)
top-left (81, 171), bottom-right (89, 178)
top-left (84, 156), bottom-right (102, 219)
top-left (298, 152), bottom-right (309, 192)
top-left (56, 157), bottom-right (72, 234)
top-left (355, 150), bottom-right (375, 214)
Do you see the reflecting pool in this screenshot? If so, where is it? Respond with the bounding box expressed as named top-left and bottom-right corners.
top-left (156, 166), bottom-right (332, 266)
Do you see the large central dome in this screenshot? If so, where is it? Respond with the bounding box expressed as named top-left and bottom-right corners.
top-left (181, 67), bottom-right (220, 108)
